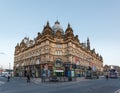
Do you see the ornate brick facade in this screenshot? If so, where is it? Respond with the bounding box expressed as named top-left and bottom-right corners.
top-left (14, 21), bottom-right (103, 77)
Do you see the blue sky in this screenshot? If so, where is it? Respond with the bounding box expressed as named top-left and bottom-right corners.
top-left (0, 0), bottom-right (120, 69)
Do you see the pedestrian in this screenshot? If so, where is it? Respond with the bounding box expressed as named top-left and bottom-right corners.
top-left (106, 75), bottom-right (108, 80)
top-left (47, 70), bottom-right (51, 81)
top-left (47, 70), bottom-right (51, 78)
top-left (7, 74), bottom-right (10, 82)
top-left (41, 69), bottom-right (46, 83)
top-left (19, 72), bottom-right (22, 78)
top-left (26, 73), bottom-right (30, 83)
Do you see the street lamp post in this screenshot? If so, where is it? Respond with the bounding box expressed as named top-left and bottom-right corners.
top-left (9, 63), bottom-right (11, 74)
top-left (0, 65), bottom-right (3, 75)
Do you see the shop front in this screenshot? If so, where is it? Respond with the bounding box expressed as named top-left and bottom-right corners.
top-left (53, 59), bottom-right (64, 77)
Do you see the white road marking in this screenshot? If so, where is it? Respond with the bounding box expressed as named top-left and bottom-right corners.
top-left (115, 89), bottom-right (120, 93)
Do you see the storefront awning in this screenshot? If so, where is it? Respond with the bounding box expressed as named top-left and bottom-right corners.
top-left (54, 70), bottom-right (64, 72)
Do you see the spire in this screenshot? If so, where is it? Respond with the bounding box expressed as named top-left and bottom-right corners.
top-left (87, 37), bottom-right (90, 50)
top-left (68, 23), bottom-right (70, 28)
top-left (65, 23), bottom-right (73, 33)
top-left (42, 21), bottom-right (52, 36)
top-left (46, 21), bottom-right (50, 26)
top-left (55, 20), bottom-right (60, 24)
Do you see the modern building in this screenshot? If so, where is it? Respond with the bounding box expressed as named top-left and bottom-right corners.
top-left (14, 21), bottom-right (103, 77)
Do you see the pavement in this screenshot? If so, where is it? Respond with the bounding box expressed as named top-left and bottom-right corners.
top-left (31, 76), bottom-right (106, 85)
top-left (31, 77), bottom-right (90, 85)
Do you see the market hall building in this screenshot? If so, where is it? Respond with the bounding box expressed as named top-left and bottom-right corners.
top-left (14, 21), bottom-right (103, 78)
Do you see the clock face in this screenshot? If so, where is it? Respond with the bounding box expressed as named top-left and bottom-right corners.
top-left (55, 59), bottom-right (63, 67)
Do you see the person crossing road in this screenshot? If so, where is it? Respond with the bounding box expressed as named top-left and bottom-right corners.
top-left (26, 73), bottom-right (30, 83)
top-left (7, 73), bottom-right (10, 82)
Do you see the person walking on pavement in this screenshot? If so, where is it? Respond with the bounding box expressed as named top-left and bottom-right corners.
top-left (106, 74), bottom-right (108, 80)
top-left (47, 70), bottom-right (51, 81)
top-left (26, 73), bottom-right (30, 83)
top-left (41, 68), bottom-right (46, 83)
